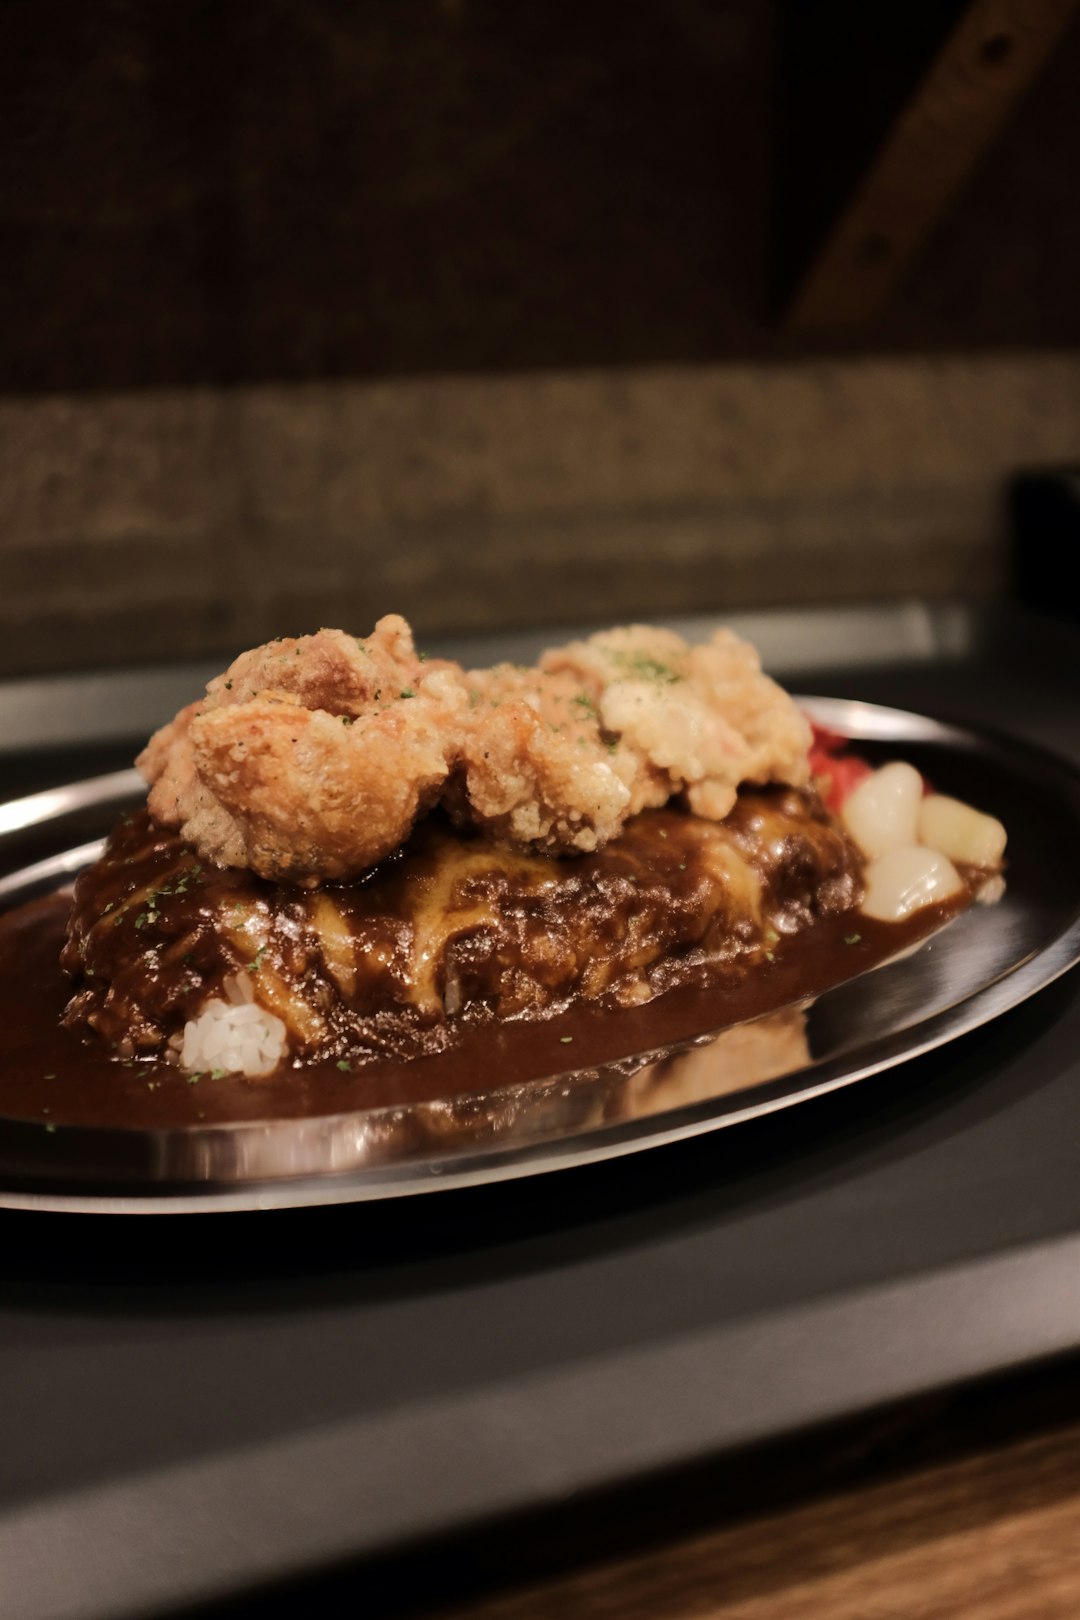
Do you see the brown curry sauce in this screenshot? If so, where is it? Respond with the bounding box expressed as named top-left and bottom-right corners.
top-left (0, 880), bottom-right (967, 1133)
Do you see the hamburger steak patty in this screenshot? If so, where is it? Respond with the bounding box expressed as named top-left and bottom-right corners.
top-left (62, 789), bottom-right (863, 1067)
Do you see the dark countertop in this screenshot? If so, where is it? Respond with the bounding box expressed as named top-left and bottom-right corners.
top-left (2, 603), bottom-right (1079, 1620)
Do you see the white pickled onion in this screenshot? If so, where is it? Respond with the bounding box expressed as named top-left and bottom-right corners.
top-left (842, 761), bottom-right (923, 859)
top-left (860, 845), bottom-right (965, 921)
top-left (918, 794), bottom-right (1007, 869)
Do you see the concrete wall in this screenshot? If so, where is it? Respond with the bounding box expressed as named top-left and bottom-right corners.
top-left (3, 350), bottom-right (1078, 675)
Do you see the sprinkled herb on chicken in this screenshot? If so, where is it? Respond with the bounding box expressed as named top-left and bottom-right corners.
top-left (139, 617), bottom-right (812, 886)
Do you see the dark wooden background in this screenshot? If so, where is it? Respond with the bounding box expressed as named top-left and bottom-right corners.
top-left (4, 0), bottom-right (1080, 392)
top-left (2, 0), bottom-right (1079, 676)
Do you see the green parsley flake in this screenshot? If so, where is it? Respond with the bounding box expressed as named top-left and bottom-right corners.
top-left (211, 1068), bottom-right (227, 1080)
top-left (336, 1058), bottom-right (352, 1071)
top-left (845, 933), bottom-right (863, 945)
top-left (608, 649), bottom-right (682, 684)
top-left (399, 688), bottom-right (416, 700)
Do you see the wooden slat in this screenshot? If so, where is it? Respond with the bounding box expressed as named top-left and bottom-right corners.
top-left (431, 1421), bottom-right (1080, 1620)
top-left (786, 0), bottom-right (1080, 330)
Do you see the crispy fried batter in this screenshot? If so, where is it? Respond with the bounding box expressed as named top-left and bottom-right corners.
top-left (139, 618), bottom-right (466, 884)
top-left (449, 663), bottom-right (640, 854)
top-left (138, 617), bottom-right (812, 884)
top-left (540, 625), bottom-right (811, 821)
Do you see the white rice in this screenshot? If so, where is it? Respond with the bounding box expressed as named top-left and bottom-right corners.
top-left (178, 971), bottom-right (288, 1078)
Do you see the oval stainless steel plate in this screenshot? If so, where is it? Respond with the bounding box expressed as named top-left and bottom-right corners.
top-left (1, 698), bottom-right (1079, 1214)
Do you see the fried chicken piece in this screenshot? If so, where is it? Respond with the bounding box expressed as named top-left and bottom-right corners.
top-left (139, 616), bottom-right (812, 884)
top-left (139, 618), bottom-right (466, 885)
top-left (448, 625), bottom-right (809, 854)
top-left (204, 613), bottom-right (444, 715)
top-left (138, 699), bottom-right (249, 870)
top-left (449, 663), bottom-right (641, 853)
top-left (540, 625), bottom-right (811, 822)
